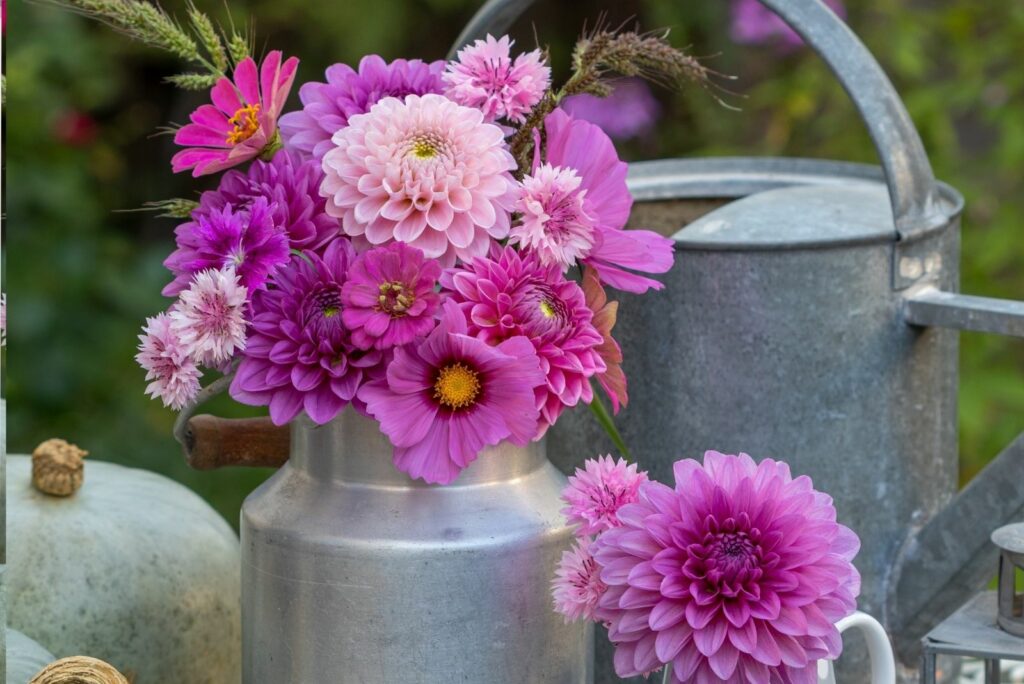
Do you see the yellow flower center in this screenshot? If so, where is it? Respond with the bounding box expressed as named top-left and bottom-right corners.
top-left (433, 362), bottom-right (481, 410)
top-left (378, 282), bottom-right (414, 317)
top-left (412, 138), bottom-right (438, 159)
top-left (323, 306), bottom-right (339, 318)
top-left (539, 299), bottom-right (556, 319)
top-left (226, 103), bottom-right (261, 145)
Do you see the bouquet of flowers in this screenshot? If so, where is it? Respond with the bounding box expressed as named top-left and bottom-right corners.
top-left (56, 1), bottom-right (716, 484)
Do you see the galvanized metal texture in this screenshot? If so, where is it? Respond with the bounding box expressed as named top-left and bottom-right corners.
top-left (993, 523), bottom-right (1024, 638)
top-left (905, 288), bottom-right (1024, 337)
top-left (922, 592), bottom-right (1024, 662)
top-left (241, 409), bottom-right (592, 684)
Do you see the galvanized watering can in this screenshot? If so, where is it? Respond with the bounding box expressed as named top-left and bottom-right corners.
top-left (453, 0), bottom-right (1024, 681)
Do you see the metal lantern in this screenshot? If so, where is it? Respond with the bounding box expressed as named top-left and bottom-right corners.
top-left (448, 0), bottom-right (1024, 682)
top-left (993, 523), bottom-right (1024, 638)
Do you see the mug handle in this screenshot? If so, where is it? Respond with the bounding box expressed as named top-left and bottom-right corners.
top-left (818, 611), bottom-right (897, 684)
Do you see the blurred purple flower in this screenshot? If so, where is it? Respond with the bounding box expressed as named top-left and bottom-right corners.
top-left (730, 0), bottom-right (846, 50)
top-left (560, 78), bottom-right (661, 141)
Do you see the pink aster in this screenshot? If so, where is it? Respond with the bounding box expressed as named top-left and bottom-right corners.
top-left (593, 451), bottom-right (861, 683)
top-left (441, 246), bottom-right (606, 431)
top-left (173, 51), bottom-right (299, 177)
top-left (509, 163), bottom-right (597, 270)
top-left (562, 455), bottom-right (648, 537)
top-left (230, 239), bottom-right (385, 425)
top-left (444, 34), bottom-right (551, 123)
top-left (540, 109), bottom-right (675, 293)
top-left (136, 312), bottom-right (201, 410)
top-left (358, 300), bottom-right (545, 485)
top-left (169, 267), bottom-right (248, 367)
top-left (321, 93), bottom-right (517, 267)
top-left (552, 537), bottom-right (608, 623)
top-left (341, 242), bottom-right (442, 350)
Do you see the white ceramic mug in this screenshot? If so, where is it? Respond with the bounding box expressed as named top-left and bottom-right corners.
top-left (817, 611), bottom-right (897, 684)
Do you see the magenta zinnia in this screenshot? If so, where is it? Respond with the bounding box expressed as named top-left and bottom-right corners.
top-left (341, 242), bottom-right (442, 350)
top-left (281, 55), bottom-right (445, 160)
top-left (136, 312), bottom-right (201, 410)
top-left (321, 93), bottom-right (517, 267)
top-left (358, 300), bottom-right (545, 485)
top-left (552, 537), bottom-right (607, 623)
top-left (230, 240), bottom-right (384, 425)
top-left (562, 455), bottom-right (648, 537)
top-left (593, 451), bottom-right (861, 683)
top-left (169, 267), bottom-right (248, 367)
top-left (173, 51), bottom-right (298, 177)
top-left (444, 34), bottom-right (550, 124)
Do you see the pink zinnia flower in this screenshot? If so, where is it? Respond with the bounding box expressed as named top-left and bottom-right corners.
top-left (136, 312), bottom-right (201, 410)
top-left (341, 242), bottom-right (442, 350)
top-left (321, 93), bottom-right (517, 267)
top-left (552, 537), bottom-right (608, 623)
top-left (444, 34), bottom-right (551, 123)
top-left (163, 197), bottom-right (290, 297)
top-left (593, 451), bottom-right (861, 683)
top-left (358, 300), bottom-right (545, 485)
top-left (173, 51), bottom-right (299, 177)
top-left (169, 268), bottom-right (248, 367)
top-left (281, 55), bottom-right (445, 161)
top-left (582, 268), bottom-right (628, 413)
top-left (509, 163), bottom-right (597, 270)
top-left (441, 247), bottom-right (606, 430)
top-left (230, 240), bottom-right (385, 425)
top-left (562, 455), bottom-right (648, 537)
top-left (540, 109), bottom-right (675, 293)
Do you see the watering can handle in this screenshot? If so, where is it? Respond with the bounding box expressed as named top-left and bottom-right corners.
top-left (450, 0), bottom-right (945, 244)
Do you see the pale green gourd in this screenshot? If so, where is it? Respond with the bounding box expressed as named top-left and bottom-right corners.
top-left (6, 439), bottom-right (241, 684)
top-left (6, 629), bottom-right (55, 684)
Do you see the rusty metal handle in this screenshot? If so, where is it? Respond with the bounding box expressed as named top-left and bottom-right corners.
top-left (450, 0), bottom-right (944, 245)
top-left (173, 374), bottom-right (291, 470)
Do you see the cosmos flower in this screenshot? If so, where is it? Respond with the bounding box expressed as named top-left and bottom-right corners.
top-left (561, 455), bottom-right (648, 537)
top-left (444, 34), bottom-right (550, 123)
top-left (173, 51), bottom-right (299, 177)
top-left (280, 55), bottom-right (445, 160)
top-left (136, 312), bottom-right (201, 410)
top-left (321, 93), bottom-right (517, 267)
top-left (509, 163), bottom-right (597, 270)
top-left (169, 267), bottom-right (248, 367)
top-left (552, 537), bottom-right (608, 623)
top-left (593, 451), bottom-right (861, 683)
top-left (358, 300), bottom-right (545, 485)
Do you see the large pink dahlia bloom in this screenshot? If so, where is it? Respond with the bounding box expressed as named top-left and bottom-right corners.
top-left (230, 240), bottom-right (384, 425)
top-left (541, 109), bottom-right (674, 293)
top-left (321, 93), bottom-right (517, 267)
top-left (594, 451), bottom-right (861, 683)
top-left (441, 246), bottom-right (606, 430)
top-left (358, 300), bottom-right (545, 485)
top-left (444, 34), bottom-right (550, 124)
top-left (173, 51), bottom-right (298, 177)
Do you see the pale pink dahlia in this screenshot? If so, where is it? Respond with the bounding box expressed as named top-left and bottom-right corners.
top-left (321, 93), bottom-right (517, 267)
top-left (541, 109), bottom-right (675, 293)
top-left (169, 268), bottom-right (248, 367)
top-left (173, 51), bottom-right (299, 177)
top-left (358, 300), bottom-right (545, 485)
top-left (593, 451), bottom-right (861, 683)
top-left (552, 537), bottom-right (608, 623)
top-left (509, 163), bottom-right (597, 270)
top-left (441, 246), bottom-right (605, 430)
top-left (444, 34), bottom-right (550, 123)
top-left (230, 240), bottom-right (385, 425)
top-left (562, 455), bottom-right (648, 537)
top-left (136, 312), bottom-right (201, 410)
top-left (341, 242), bottom-right (442, 350)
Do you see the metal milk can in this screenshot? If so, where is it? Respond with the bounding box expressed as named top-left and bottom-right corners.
top-left (451, 0), bottom-right (1024, 681)
top-left (176, 402), bottom-right (592, 683)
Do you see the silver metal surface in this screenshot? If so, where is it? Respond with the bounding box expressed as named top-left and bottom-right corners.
top-left (905, 289), bottom-right (1024, 337)
top-left (993, 523), bottom-right (1024, 638)
top-left (992, 523), bottom-right (1024, 555)
top-left (241, 408), bottom-right (591, 684)
top-left (922, 592), bottom-right (1024, 663)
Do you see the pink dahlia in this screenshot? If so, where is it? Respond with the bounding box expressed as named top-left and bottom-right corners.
top-left (341, 242), bottom-right (442, 350)
top-left (169, 267), bottom-right (248, 367)
top-left (358, 300), bottom-right (545, 485)
top-left (444, 34), bottom-right (550, 123)
top-left (541, 109), bottom-right (675, 293)
top-left (593, 451), bottom-right (861, 683)
top-left (552, 537), bottom-right (608, 623)
top-left (562, 455), bottom-right (648, 537)
top-left (230, 240), bottom-right (385, 425)
top-left (280, 55), bottom-right (445, 161)
top-left (196, 150), bottom-right (339, 251)
top-left (321, 93), bottom-right (517, 267)
top-left (163, 197), bottom-right (290, 297)
top-left (509, 163), bottom-right (597, 270)
top-left (136, 312), bottom-right (201, 410)
top-left (582, 268), bottom-right (628, 413)
top-left (173, 51), bottom-right (299, 177)
top-left (441, 246), bottom-right (605, 430)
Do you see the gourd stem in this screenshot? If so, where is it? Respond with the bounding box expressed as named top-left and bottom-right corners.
top-left (29, 656), bottom-right (131, 684)
top-left (31, 438), bottom-right (88, 497)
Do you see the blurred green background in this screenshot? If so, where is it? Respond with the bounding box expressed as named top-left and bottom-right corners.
top-left (5, 0), bottom-right (1022, 526)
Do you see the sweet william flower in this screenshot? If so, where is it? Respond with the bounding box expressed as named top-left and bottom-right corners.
top-left (552, 537), bottom-right (607, 623)
top-left (444, 34), bottom-right (551, 123)
top-left (562, 455), bottom-right (647, 537)
top-left (173, 51), bottom-right (299, 177)
top-left (593, 451), bottom-right (861, 683)
top-left (169, 267), bottom-right (248, 367)
top-left (136, 312), bottom-right (201, 410)
top-left (358, 300), bottom-right (545, 485)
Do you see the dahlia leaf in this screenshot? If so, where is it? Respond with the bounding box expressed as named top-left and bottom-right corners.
top-left (588, 385), bottom-right (631, 460)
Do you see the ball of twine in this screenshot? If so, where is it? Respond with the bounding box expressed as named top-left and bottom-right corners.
top-left (32, 438), bottom-right (89, 497)
top-left (29, 656), bottom-right (130, 684)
